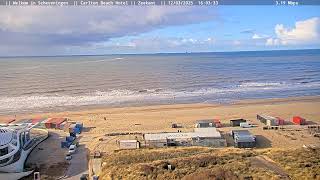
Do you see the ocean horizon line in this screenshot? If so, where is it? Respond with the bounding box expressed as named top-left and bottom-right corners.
top-left (1, 48), bottom-right (320, 58)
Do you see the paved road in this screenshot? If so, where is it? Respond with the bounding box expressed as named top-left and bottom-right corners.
top-left (250, 155), bottom-right (290, 179)
top-left (64, 143), bottom-right (88, 180)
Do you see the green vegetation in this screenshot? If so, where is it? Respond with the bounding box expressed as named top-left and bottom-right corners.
top-left (265, 148), bottom-right (320, 180)
top-left (100, 147), bottom-right (320, 180)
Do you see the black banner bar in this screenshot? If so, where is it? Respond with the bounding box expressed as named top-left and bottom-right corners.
top-left (0, 0), bottom-right (319, 6)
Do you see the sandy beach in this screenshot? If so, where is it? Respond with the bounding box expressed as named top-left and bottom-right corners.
top-left (2, 96), bottom-right (320, 179)
top-left (1, 96), bottom-right (319, 126)
top-left (1, 96), bottom-right (319, 151)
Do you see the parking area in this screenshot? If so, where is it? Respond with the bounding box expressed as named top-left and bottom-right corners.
top-left (64, 143), bottom-right (89, 180)
top-left (24, 130), bottom-right (69, 179)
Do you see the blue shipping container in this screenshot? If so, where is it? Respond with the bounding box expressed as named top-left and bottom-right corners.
top-left (67, 141), bottom-right (72, 147)
top-left (74, 127), bottom-right (81, 134)
top-left (75, 122), bottom-right (83, 131)
top-left (75, 123), bottom-right (83, 129)
top-left (66, 136), bottom-right (75, 142)
top-left (61, 141), bottom-right (71, 148)
top-left (61, 141), bottom-right (66, 148)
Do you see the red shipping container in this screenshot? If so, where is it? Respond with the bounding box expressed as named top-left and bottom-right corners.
top-left (276, 117), bottom-right (285, 125)
top-left (44, 118), bottom-right (66, 129)
top-left (31, 117), bottom-right (44, 124)
top-left (213, 119), bottom-right (220, 123)
top-left (44, 123), bottom-right (52, 129)
top-left (213, 119), bottom-right (222, 128)
top-left (292, 116), bottom-right (306, 125)
top-left (47, 118), bottom-right (66, 129)
top-left (54, 118), bottom-right (67, 129)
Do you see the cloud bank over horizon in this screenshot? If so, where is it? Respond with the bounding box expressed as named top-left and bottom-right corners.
top-left (0, 6), bottom-right (319, 56)
top-left (266, 17), bottom-right (320, 46)
top-left (0, 6), bottom-right (219, 55)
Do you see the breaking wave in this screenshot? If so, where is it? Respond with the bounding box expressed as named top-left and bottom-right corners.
top-left (238, 82), bottom-right (283, 88)
top-left (1, 81), bottom-right (320, 114)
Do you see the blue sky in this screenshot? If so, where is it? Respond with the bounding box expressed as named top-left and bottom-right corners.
top-left (0, 6), bottom-right (319, 56)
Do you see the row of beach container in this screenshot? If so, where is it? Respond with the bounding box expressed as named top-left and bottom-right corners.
top-left (35, 118), bottom-right (83, 133)
top-left (197, 115), bottom-right (307, 128)
top-left (186, 115), bottom-right (307, 129)
top-left (194, 119), bottom-right (222, 128)
top-left (257, 115), bottom-right (285, 126)
top-left (12, 117), bottom-right (84, 134)
top-left (2, 117), bottom-right (84, 148)
top-left (257, 114), bottom-right (306, 126)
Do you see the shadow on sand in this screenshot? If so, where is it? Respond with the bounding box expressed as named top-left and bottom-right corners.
top-left (82, 126), bottom-right (96, 133)
top-left (306, 121), bottom-right (318, 125)
top-left (255, 135), bottom-right (272, 148)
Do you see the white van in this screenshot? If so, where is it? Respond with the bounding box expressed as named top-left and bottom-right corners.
top-left (68, 145), bottom-right (76, 154)
top-left (240, 122), bottom-right (253, 128)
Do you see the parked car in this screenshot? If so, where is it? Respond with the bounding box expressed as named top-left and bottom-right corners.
top-left (68, 144), bottom-right (76, 154)
top-left (65, 154), bottom-right (72, 160)
top-left (80, 173), bottom-right (89, 180)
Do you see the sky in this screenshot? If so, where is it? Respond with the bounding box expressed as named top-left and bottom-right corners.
top-left (0, 5), bottom-right (319, 56)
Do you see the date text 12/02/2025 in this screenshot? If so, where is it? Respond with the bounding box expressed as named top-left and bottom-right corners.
top-left (166, 0), bottom-right (218, 5)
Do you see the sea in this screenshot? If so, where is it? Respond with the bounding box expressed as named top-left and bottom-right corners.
top-left (0, 49), bottom-right (319, 115)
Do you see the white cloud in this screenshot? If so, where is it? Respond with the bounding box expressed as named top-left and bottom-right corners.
top-left (252, 34), bottom-right (261, 39)
top-left (252, 34), bottom-right (268, 39)
top-left (266, 17), bottom-right (320, 46)
top-left (265, 38), bottom-right (279, 46)
top-left (0, 6), bottom-right (217, 56)
top-left (206, 37), bottom-right (214, 42)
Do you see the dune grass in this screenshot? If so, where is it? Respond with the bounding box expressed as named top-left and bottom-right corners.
top-left (263, 148), bottom-right (320, 180)
top-left (99, 147), bottom-right (320, 180)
